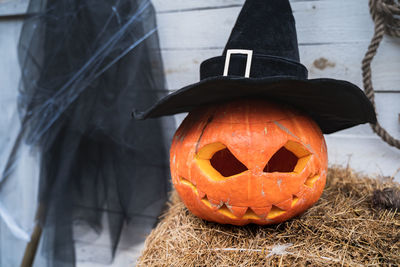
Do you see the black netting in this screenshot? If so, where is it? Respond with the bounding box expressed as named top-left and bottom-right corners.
top-left (0, 0), bottom-right (174, 266)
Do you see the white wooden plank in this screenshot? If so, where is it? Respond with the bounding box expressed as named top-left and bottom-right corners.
top-left (0, 18), bottom-right (22, 95)
top-left (325, 135), bottom-right (400, 182)
top-left (162, 49), bottom-right (212, 90)
top-left (303, 40), bottom-right (400, 93)
top-left (373, 93), bottom-right (400, 140)
top-left (0, 19), bottom-right (23, 151)
top-left (0, 0), bottom-right (28, 16)
top-left (156, 0), bottom-right (395, 50)
top-left (0, 0), bottom-right (240, 17)
top-left (152, 0), bottom-right (242, 13)
top-left (0, 220), bottom-right (27, 266)
top-left (153, 0), bottom-right (330, 13)
top-left (161, 41), bottom-right (400, 92)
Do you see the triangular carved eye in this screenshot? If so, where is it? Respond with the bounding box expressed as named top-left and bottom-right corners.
top-left (210, 148), bottom-right (248, 177)
top-left (196, 142), bottom-right (248, 179)
top-left (263, 147), bottom-right (298, 172)
top-left (263, 141), bottom-right (312, 173)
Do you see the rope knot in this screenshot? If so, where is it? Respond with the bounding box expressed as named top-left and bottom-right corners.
top-left (369, 0), bottom-right (400, 37)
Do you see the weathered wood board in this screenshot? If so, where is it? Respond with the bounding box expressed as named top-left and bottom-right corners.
top-left (0, 0), bottom-right (27, 16)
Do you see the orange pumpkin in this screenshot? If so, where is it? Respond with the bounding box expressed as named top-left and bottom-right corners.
top-left (170, 99), bottom-right (328, 225)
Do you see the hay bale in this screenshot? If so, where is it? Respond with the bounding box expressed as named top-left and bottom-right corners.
top-left (137, 167), bottom-right (400, 266)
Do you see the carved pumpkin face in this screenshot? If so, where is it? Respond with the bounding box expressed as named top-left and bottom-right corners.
top-left (170, 99), bottom-right (328, 225)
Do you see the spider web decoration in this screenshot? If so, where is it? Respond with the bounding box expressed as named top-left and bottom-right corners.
top-left (0, 0), bottom-right (174, 266)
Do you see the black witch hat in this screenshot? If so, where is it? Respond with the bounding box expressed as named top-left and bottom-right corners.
top-left (133, 0), bottom-right (376, 134)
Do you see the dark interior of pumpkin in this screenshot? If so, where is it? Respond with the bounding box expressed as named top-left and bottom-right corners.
top-left (210, 148), bottom-right (248, 177)
top-left (263, 147), bottom-right (298, 173)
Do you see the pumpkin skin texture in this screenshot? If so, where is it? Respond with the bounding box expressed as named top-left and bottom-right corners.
top-left (170, 99), bottom-right (328, 225)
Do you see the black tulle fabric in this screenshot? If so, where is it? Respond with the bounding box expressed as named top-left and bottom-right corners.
top-left (2, 0), bottom-right (174, 265)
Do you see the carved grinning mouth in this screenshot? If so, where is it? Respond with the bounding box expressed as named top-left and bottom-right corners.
top-left (179, 174), bottom-right (319, 220)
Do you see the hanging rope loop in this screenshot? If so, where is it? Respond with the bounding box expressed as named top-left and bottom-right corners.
top-left (370, 0), bottom-right (400, 36)
top-left (362, 0), bottom-right (400, 149)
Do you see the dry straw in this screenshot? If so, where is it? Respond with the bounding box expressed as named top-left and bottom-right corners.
top-left (138, 167), bottom-right (400, 266)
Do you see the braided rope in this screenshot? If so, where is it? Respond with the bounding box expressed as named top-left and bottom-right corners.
top-left (362, 0), bottom-right (400, 149)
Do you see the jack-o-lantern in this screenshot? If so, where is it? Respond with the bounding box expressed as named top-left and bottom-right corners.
top-left (133, 0), bottom-right (375, 224)
top-left (170, 99), bottom-right (328, 225)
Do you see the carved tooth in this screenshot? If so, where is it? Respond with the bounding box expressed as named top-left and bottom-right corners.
top-left (250, 206), bottom-right (272, 219)
top-left (267, 205), bottom-right (286, 219)
top-left (229, 206), bottom-right (248, 218)
top-left (242, 208), bottom-right (261, 220)
top-left (208, 198), bottom-right (223, 211)
top-left (197, 189), bottom-right (206, 199)
top-left (225, 203), bottom-right (233, 212)
top-left (274, 197), bottom-right (293, 211)
top-left (218, 204), bottom-right (237, 219)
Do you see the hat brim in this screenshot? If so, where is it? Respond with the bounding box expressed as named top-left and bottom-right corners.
top-left (133, 76), bottom-right (376, 134)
